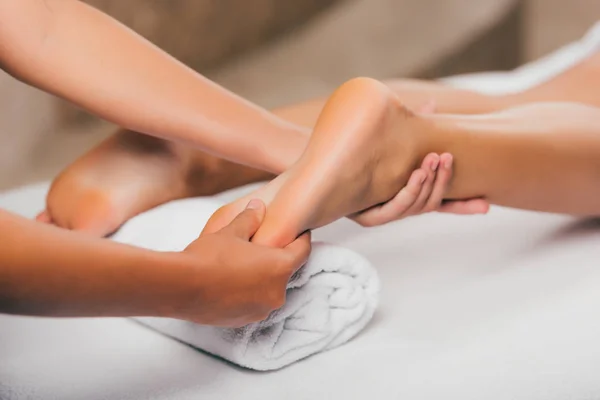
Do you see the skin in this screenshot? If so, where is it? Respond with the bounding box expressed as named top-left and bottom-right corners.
top-left (38, 112), bottom-right (477, 237)
top-left (38, 51), bottom-right (600, 235)
top-left (0, 0), bottom-right (455, 323)
top-left (203, 78), bottom-right (600, 248)
top-left (0, 0), bottom-right (306, 173)
top-left (268, 49), bottom-right (600, 128)
top-left (1, 0), bottom-right (598, 323)
top-left (38, 131), bottom-right (277, 235)
top-left (0, 0), bottom-right (464, 322)
top-left (0, 0), bottom-right (311, 326)
top-left (0, 0), bottom-right (482, 232)
top-left (0, 200), bottom-right (311, 328)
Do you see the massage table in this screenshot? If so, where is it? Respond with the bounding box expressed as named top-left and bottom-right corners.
top-left (2, 24), bottom-right (600, 400)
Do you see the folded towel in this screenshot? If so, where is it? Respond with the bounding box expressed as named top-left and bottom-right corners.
top-left (112, 198), bottom-right (380, 371)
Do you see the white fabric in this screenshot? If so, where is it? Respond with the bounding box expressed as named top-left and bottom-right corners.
top-left (2, 21), bottom-right (600, 400)
top-left (443, 21), bottom-right (600, 94)
top-left (111, 198), bottom-right (379, 371)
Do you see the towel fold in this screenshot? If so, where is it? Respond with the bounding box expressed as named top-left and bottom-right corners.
top-left (112, 198), bottom-right (379, 370)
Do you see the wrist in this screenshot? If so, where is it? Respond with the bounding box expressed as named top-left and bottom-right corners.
top-left (136, 251), bottom-right (208, 321)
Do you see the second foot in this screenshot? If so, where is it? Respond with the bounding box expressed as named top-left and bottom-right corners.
top-left (39, 130), bottom-right (274, 236)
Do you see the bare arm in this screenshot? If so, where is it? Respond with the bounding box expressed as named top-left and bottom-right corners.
top-left (0, 202), bottom-right (310, 327)
top-left (0, 208), bottom-right (192, 318)
top-left (0, 0), bottom-right (307, 173)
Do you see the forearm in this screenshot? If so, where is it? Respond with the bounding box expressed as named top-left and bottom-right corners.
top-left (0, 0), bottom-right (306, 173)
top-left (421, 103), bottom-right (600, 215)
top-left (0, 209), bottom-right (194, 318)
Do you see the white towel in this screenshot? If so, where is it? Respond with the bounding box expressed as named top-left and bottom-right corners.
top-left (111, 198), bottom-right (379, 371)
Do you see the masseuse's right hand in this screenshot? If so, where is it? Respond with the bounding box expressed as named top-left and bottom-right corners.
top-left (176, 199), bottom-right (311, 328)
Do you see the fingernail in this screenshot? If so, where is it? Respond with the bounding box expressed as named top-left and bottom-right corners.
top-left (246, 199), bottom-right (262, 210)
top-left (431, 157), bottom-right (440, 171)
top-left (444, 155), bottom-right (453, 170)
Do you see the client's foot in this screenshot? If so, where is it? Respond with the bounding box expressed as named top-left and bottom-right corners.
top-left (39, 130), bottom-right (273, 236)
top-left (204, 77), bottom-right (430, 246)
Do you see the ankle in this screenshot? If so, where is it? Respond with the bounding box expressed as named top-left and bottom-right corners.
top-left (417, 113), bottom-right (473, 158)
top-left (411, 114), bottom-right (452, 158)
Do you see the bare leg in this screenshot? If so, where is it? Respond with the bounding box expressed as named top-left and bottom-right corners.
top-left (204, 78), bottom-right (429, 246)
top-left (205, 78), bottom-right (600, 247)
top-left (44, 53), bottom-right (600, 235)
top-left (427, 102), bottom-right (600, 212)
top-left (272, 51), bottom-right (600, 125)
top-left (42, 86), bottom-right (448, 235)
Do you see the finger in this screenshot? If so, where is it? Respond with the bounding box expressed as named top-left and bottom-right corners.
top-left (424, 153), bottom-right (453, 212)
top-left (282, 231), bottom-right (312, 274)
top-left (35, 210), bottom-right (52, 224)
top-left (201, 205), bottom-right (233, 236)
top-left (220, 199), bottom-right (266, 240)
top-left (404, 153), bottom-right (439, 215)
top-left (353, 169), bottom-right (426, 227)
top-left (438, 198), bottom-right (490, 215)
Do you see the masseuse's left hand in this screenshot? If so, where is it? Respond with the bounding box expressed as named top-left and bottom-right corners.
top-left (350, 101), bottom-right (490, 227)
top-left (351, 152), bottom-right (490, 227)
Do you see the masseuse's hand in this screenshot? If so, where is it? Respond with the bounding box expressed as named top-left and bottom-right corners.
top-left (351, 154), bottom-right (490, 227)
top-left (177, 199), bottom-right (311, 328)
top-left (350, 101), bottom-right (489, 227)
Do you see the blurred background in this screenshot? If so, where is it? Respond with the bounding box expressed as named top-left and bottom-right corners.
top-left (0, 0), bottom-right (599, 190)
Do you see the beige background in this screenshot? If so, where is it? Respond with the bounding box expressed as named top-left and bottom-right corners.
top-left (0, 0), bottom-right (599, 190)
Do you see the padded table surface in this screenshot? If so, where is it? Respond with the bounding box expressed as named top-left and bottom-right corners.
top-left (1, 183), bottom-right (600, 400)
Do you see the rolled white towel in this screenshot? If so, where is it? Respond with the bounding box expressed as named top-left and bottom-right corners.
top-left (112, 198), bottom-right (380, 370)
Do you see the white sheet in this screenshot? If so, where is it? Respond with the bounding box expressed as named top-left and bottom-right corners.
top-left (1, 22), bottom-right (600, 400)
